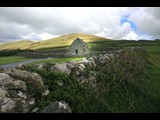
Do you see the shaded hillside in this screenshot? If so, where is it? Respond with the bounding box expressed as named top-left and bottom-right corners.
top-left (0, 33), bottom-right (109, 50)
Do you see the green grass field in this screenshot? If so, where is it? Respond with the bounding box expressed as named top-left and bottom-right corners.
top-left (0, 56), bottom-right (84, 66)
top-left (143, 46), bottom-right (160, 98)
top-left (0, 56), bottom-right (31, 65)
top-left (28, 57), bottom-right (84, 65)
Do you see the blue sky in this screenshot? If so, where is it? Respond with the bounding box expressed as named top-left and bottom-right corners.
top-left (120, 16), bottom-right (137, 31)
top-left (120, 15), bottom-right (154, 40)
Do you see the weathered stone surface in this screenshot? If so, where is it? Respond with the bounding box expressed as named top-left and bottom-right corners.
top-left (0, 86), bottom-right (36, 113)
top-left (42, 90), bottom-right (50, 96)
top-left (57, 80), bottom-right (63, 86)
top-left (0, 88), bottom-right (8, 97)
top-left (17, 91), bottom-right (27, 99)
top-left (51, 63), bottom-right (71, 75)
top-left (32, 107), bottom-right (39, 113)
top-left (66, 62), bottom-right (77, 69)
top-left (80, 58), bottom-right (89, 63)
top-left (88, 57), bottom-right (96, 67)
top-left (0, 68), bottom-right (48, 113)
top-left (0, 68), bottom-right (46, 92)
top-left (17, 64), bottom-right (26, 69)
top-left (88, 76), bottom-right (97, 88)
top-left (92, 56), bottom-right (97, 61)
top-left (28, 98), bottom-right (35, 106)
top-left (0, 73), bottom-right (27, 91)
top-left (10, 80), bottom-right (27, 91)
top-left (78, 64), bottom-right (86, 69)
top-left (36, 63), bottom-right (47, 70)
top-left (0, 97), bottom-right (16, 112)
top-left (69, 38), bottom-right (89, 55)
top-left (108, 53), bottom-right (114, 58)
top-left (0, 93), bottom-right (35, 113)
top-left (77, 66), bottom-right (85, 72)
top-left (41, 101), bottom-right (72, 113)
top-left (76, 71), bottom-right (80, 76)
top-left (0, 73), bottom-right (13, 86)
top-left (99, 55), bottom-right (106, 64)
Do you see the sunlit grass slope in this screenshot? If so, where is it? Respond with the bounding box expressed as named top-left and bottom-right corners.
top-left (0, 33), bottom-right (109, 50)
top-left (0, 40), bottom-right (34, 50)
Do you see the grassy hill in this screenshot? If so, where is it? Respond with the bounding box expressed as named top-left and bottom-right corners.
top-left (0, 40), bottom-right (34, 50)
top-left (0, 33), bottom-right (109, 50)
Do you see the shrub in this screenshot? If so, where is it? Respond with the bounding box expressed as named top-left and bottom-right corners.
top-left (86, 48), bottom-right (148, 112)
top-left (0, 49), bottom-right (32, 56)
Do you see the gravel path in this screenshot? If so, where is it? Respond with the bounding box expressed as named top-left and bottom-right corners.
top-left (0, 57), bottom-right (53, 68)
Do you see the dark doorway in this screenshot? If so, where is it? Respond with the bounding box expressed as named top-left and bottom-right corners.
top-left (76, 49), bottom-right (78, 54)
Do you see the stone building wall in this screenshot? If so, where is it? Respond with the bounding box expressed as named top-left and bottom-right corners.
top-left (69, 38), bottom-right (89, 55)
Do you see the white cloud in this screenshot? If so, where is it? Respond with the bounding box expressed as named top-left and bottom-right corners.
top-left (22, 32), bottom-right (56, 41)
top-left (0, 7), bottom-right (159, 43)
top-left (123, 31), bottom-right (138, 40)
top-left (128, 7), bottom-right (160, 39)
top-left (37, 33), bottom-right (57, 40)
